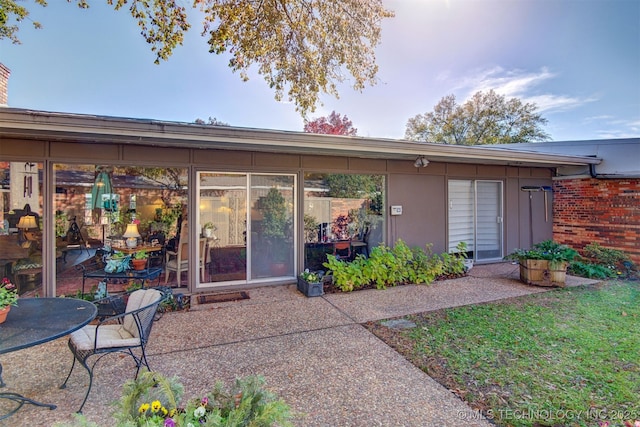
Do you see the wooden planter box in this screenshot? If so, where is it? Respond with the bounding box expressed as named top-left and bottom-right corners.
top-left (519, 260), bottom-right (568, 287)
top-left (297, 278), bottom-right (324, 297)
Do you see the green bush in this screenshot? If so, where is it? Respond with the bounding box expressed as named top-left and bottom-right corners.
top-left (55, 371), bottom-right (293, 427)
top-left (439, 241), bottom-right (468, 277)
top-left (568, 261), bottom-right (616, 279)
top-left (324, 240), bottom-right (456, 292)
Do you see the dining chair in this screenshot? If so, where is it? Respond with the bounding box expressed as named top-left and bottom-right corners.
top-left (60, 288), bottom-right (164, 413)
top-left (350, 226), bottom-right (370, 258)
top-left (333, 240), bottom-right (352, 260)
top-left (164, 238), bottom-right (207, 286)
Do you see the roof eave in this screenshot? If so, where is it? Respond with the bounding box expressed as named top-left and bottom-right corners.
top-left (0, 108), bottom-right (600, 168)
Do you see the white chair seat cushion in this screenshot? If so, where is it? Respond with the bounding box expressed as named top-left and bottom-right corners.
top-left (70, 324), bottom-right (140, 350)
top-left (165, 259), bottom-right (188, 269)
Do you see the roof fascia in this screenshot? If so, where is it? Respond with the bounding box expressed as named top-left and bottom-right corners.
top-left (0, 108), bottom-right (600, 167)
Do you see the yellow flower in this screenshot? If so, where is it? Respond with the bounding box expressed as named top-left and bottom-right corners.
top-left (151, 400), bottom-right (162, 412)
top-left (169, 408), bottom-right (177, 417)
top-left (138, 403), bottom-right (150, 413)
top-left (162, 406), bottom-right (168, 416)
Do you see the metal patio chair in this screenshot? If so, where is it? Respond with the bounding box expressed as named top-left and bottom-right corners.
top-left (60, 288), bottom-right (164, 413)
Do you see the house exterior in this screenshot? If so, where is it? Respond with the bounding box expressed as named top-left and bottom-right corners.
top-left (495, 139), bottom-right (640, 264)
top-left (0, 107), bottom-right (600, 297)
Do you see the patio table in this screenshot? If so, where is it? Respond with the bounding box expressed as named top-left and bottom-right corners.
top-left (0, 297), bottom-right (97, 420)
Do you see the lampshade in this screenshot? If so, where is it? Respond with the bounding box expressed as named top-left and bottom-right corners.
top-left (123, 223), bottom-right (141, 238)
top-left (17, 215), bottom-right (38, 230)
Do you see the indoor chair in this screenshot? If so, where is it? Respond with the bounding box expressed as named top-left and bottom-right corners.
top-left (164, 237), bottom-right (207, 286)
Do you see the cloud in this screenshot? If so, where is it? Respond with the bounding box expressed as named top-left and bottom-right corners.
top-left (447, 67), bottom-right (595, 112)
top-left (591, 117), bottom-right (640, 139)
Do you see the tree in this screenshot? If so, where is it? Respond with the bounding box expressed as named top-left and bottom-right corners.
top-left (194, 116), bottom-right (229, 126)
top-left (405, 90), bottom-right (551, 145)
top-left (2, 0), bottom-right (394, 116)
top-left (303, 111), bottom-right (357, 136)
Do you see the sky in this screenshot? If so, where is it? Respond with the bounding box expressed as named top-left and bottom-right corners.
top-left (1, 0), bottom-right (639, 141)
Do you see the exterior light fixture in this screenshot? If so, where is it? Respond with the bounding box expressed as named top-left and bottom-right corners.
top-left (414, 156), bottom-right (429, 168)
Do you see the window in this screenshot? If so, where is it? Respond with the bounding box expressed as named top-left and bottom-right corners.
top-left (303, 173), bottom-right (385, 270)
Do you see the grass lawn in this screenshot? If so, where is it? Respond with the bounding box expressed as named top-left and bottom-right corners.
top-left (367, 280), bottom-right (640, 427)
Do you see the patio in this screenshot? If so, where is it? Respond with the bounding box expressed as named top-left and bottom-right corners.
top-left (0, 263), bottom-right (598, 426)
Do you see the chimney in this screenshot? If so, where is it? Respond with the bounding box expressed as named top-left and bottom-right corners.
top-left (0, 63), bottom-right (10, 107)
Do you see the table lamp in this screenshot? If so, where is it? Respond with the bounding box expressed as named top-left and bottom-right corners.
top-left (123, 223), bottom-right (141, 248)
top-left (17, 215), bottom-right (38, 231)
top-left (17, 214), bottom-right (38, 247)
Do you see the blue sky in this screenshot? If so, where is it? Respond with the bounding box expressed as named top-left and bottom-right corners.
top-left (1, 0), bottom-right (638, 141)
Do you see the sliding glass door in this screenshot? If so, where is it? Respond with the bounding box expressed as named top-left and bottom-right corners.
top-left (198, 172), bottom-right (295, 287)
top-left (448, 180), bottom-right (503, 262)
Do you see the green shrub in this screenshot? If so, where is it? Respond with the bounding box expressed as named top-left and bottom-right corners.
top-left (582, 242), bottom-right (636, 277)
top-left (324, 240), bottom-right (458, 292)
top-left (55, 371), bottom-right (292, 427)
top-left (568, 261), bottom-right (616, 279)
top-left (439, 241), bottom-right (468, 277)
top-left (324, 254), bottom-right (369, 292)
top-left (408, 245), bottom-right (444, 284)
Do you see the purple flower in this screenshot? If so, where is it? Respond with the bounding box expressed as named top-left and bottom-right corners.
top-left (201, 396), bottom-right (208, 406)
top-left (164, 418), bottom-right (176, 427)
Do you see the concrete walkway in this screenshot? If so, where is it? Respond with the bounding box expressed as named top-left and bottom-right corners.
top-left (2, 263), bottom-right (598, 426)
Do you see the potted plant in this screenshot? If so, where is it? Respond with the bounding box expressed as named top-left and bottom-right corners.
top-left (131, 251), bottom-right (148, 271)
top-left (297, 269), bottom-right (324, 297)
top-left (0, 277), bottom-right (18, 323)
top-left (505, 240), bottom-right (578, 287)
top-left (202, 222), bottom-right (216, 238)
top-left (104, 252), bottom-right (131, 273)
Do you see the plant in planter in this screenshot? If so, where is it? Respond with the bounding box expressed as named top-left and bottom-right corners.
top-left (298, 269), bottom-right (324, 297)
top-left (131, 251), bottom-right (149, 271)
top-left (0, 277), bottom-right (18, 323)
top-left (202, 222), bottom-right (216, 238)
top-left (104, 252), bottom-right (131, 273)
top-left (505, 240), bottom-right (579, 287)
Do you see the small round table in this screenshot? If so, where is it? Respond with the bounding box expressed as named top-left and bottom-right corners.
top-left (0, 298), bottom-right (97, 420)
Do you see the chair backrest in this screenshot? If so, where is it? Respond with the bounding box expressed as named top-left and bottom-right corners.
top-left (122, 289), bottom-right (163, 340)
top-left (361, 226), bottom-right (371, 243)
top-left (177, 239), bottom-right (190, 261)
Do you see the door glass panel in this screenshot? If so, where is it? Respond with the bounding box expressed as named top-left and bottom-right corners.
top-left (448, 180), bottom-right (475, 256)
top-left (448, 179), bottom-right (503, 262)
top-left (476, 181), bottom-right (503, 261)
top-left (250, 175), bottom-right (295, 279)
top-left (199, 173), bottom-right (247, 283)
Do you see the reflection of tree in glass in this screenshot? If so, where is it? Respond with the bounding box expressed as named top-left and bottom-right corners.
top-left (326, 174), bottom-right (381, 198)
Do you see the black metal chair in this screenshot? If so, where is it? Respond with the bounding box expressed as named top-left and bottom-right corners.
top-left (60, 288), bottom-right (164, 413)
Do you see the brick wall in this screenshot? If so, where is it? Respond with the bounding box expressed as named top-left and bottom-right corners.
top-left (0, 63), bottom-right (9, 106)
top-left (553, 177), bottom-right (640, 264)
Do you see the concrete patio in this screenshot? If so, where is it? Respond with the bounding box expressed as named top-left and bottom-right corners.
top-left (0, 263), bottom-right (598, 426)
